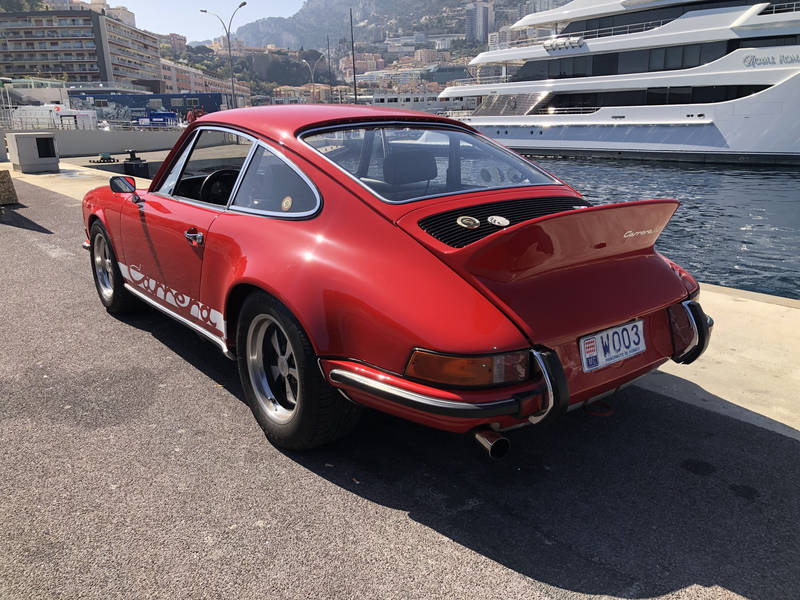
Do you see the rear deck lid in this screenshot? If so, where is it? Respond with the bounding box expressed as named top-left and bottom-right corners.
top-left (399, 198), bottom-right (686, 344)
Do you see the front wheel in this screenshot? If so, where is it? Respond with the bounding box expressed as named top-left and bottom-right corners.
top-left (236, 292), bottom-right (360, 450)
top-left (89, 221), bottom-right (137, 314)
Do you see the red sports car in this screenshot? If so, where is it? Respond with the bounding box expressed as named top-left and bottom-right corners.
top-left (82, 106), bottom-right (712, 457)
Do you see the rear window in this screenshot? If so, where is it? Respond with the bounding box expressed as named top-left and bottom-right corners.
top-left (302, 125), bottom-right (556, 203)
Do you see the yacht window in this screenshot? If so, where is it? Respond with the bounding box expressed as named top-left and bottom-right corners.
top-left (646, 88), bottom-right (668, 105)
top-left (668, 87), bottom-right (692, 104)
top-left (649, 48), bottom-right (666, 71)
top-left (684, 44), bottom-right (702, 68)
top-left (511, 32), bottom-right (797, 86)
top-left (602, 90), bottom-right (646, 106)
top-left (700, 41), bottom-right (726, 64)
top-left (593, 53), bottom-right (617, 76)
top-left (536, 85), bottom-right (769, 113)
top-left (619, 49), bottom-right (648, 74)
top-left (571, 56), bottom-right (586, 77)
top-left (665, 46), bottom-right (683, 70)
top-left (742, 34), bottom-right (799, 48)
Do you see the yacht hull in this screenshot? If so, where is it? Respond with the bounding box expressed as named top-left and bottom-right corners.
top-left (458, 71), bottom-right (800, 165)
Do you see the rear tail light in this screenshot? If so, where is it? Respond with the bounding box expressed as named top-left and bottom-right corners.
top-left (405, 349), bottom-right (531, 388)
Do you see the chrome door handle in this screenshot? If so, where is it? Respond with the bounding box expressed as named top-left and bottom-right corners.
top-left (184, 230), bottom-right (204, 245)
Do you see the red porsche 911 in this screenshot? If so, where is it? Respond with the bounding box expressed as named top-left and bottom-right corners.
top-left (82, 106), bottom-right (712, 457)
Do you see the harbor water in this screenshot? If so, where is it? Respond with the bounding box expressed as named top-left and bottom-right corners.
top-left (534, 157), bottom-right (800, 300)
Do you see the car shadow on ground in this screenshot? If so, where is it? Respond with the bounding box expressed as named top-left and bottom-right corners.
top-left (113, 306), bottom-right (799, 599)
top-left (111, 306), bottom-right (243, 400)
top-left (0, 202), bottom-right (54, 234)
top-left (288, 382), bottom-right (799, 600)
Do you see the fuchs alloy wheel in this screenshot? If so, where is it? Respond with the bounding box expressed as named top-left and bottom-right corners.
top-left (236, 291), bottom-right (360, 450)
top-left (246, 314), bottom-right (300, 425)
top-left (89, 221), bottom-right (137, 314)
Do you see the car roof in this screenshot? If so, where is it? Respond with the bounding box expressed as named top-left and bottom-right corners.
top-left (192, 104), bottom-right (474, 141)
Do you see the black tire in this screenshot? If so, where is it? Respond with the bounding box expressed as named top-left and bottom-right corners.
top-left (89, 221), bottom-right (138, 314)
top-left (236, 291), bottom-right (360, 450)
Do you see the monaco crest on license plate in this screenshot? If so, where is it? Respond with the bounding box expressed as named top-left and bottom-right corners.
top-left (579, 320), bottom-right (645, 372)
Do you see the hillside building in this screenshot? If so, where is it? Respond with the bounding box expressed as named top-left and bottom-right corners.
top-left (339, 53), bottom-right (384, 82)
top-left (154, 32), bottom-right (187, 55)
top-left (465, 1), bottom-right (494, 43)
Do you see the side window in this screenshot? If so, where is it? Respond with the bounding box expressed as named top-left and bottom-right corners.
top-left (172, 129), bottom-right (253, 206)
top-left (232, 145), bottom-right (319, 216)
top-left (157, 133), bottom-right (196, 196)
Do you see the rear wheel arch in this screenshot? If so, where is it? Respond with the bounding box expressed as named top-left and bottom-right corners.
top-left (225, 283), bottom-right (261, 354)
top-left (224, 283), bottom-right (318, 357)
top-left (230, 285), bottom-right (360, 449)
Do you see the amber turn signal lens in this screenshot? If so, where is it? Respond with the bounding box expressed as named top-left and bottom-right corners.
top-left (405, 349), bottom-right (530, 388)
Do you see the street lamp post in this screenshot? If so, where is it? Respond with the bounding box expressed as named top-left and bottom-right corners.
top-left (200, 2), bottom-right (246, 110)
top-left (301, 55), bottom-right (324, 103)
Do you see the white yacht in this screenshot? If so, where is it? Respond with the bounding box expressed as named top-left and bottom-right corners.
top-left (439, 0), bottom-right (800, 164)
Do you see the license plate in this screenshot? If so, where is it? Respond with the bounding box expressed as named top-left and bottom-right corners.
top-left (579, 320), bottom-right (645, 373)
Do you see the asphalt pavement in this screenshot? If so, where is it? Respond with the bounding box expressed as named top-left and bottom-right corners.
top-left (1, 179), bottom-right (798, 600)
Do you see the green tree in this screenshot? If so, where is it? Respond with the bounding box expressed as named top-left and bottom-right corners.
top-left (0, 0), bottom-right (44, 11)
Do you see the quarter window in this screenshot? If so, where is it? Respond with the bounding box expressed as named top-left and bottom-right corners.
top-left (232, 145), bottom-right (318, 216)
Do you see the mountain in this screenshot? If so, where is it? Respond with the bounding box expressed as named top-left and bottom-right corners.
top-left (233, 0), bottom-right (467, 50)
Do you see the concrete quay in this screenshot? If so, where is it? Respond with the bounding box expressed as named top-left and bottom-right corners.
top-left (1, 162), bottom-right (799, 600)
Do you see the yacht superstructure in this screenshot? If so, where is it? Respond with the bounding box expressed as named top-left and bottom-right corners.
top-left (439, 0), bottom-right (800, 163)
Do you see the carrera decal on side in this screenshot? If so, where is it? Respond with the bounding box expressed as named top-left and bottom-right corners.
top-left (118, 262), bottom-right (226, 336)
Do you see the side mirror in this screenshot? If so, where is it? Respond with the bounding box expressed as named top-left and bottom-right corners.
top-left (109, 176), bottom-right (141, 203)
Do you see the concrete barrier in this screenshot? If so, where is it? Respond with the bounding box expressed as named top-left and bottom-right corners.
top-left (2, 128), bottom-right (182, 158)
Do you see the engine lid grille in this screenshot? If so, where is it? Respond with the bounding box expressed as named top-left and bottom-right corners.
top-left (418, 196), bottom-right (591, 248)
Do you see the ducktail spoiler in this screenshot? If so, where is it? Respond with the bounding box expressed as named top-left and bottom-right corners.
top-left (448, 199), bottom-right (680, 283)
top-left (404, 199), bottom-right (687, 343)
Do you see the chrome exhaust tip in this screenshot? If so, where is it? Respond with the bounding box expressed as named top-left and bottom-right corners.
top-left (474, 429), bottom-right (510, 459)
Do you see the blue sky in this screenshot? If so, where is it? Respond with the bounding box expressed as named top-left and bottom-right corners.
top-left (121, 0), bottom-right (306, 42)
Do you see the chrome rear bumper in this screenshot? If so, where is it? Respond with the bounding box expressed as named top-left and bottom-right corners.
top-left (673, 300), bottom-right (713, 364)
top-left (328, 347), bottom-right (569, 422)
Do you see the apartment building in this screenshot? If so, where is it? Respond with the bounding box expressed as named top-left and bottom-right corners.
top-left (0, 8), bottom-right (159, 86)
top-left (160, 58), bottom-right (204, 94)
top-left (201, 72), bottom-right (251, 108)
top-left (102, 14), bottom-right (160, 83)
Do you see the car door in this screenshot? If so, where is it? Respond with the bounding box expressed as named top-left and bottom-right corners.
top-left (119, 126), bottom-right (255, 331)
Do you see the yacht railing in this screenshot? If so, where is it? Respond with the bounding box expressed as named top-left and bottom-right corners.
top-left (490, 18), bottom-right (672, 53)
top-left (449, 75), bottom-right (512, 87)
top-left (448, 18), bottom-right (673, 87)
top-left (760, 1), bottom-right (800, 14)
top-left (443, 110), bottom-right (474, 119)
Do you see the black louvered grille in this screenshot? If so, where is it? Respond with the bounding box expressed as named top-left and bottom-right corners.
top-left (418, 196), bottom-right (591, 248)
